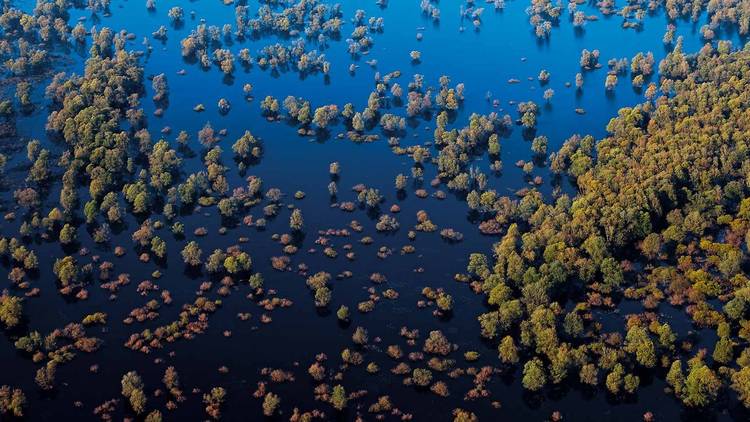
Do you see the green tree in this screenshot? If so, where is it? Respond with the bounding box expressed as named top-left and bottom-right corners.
top-left (683, 364), bottom-right (720, 407)
top-left (53, 256), bottom-right (78, 287)
top-left (290, 208), bottom-right (304, 231)
top-left (35, 362), bottom-right (56, 390)
top-left (625, 326), bottom-right (656, 368)
top-left (181, 241), bottom-right (203, 266)
top-left (412, 368), bottom-right (433, 387)
top-left (314, 287), bottom-right (331, 307)
top-left (666, 359), bottom-right (685, 396)
top-left (605, 363), bottom-right (624, 394)
top-left (731, 366), bottom-right (750, 408)
top-left (579, 363), bottom-right (598, 386)
top-left (0, 294), bottom-right (23, 328)
top-left (151, 236), bottom-right (167, 259)
top-left (262, 393), bottom-right (280, 416)
top-left (0, 385), bottom-right (26, 417)
top-left (522, 358), bottom-right (546, 391)
top-left (712, 336), bottom-right (734, 365)
top-left (623, 374), bottom-right (640, 394)
top-left (59, 224), bottom-right (77, 245)
top-left (600, 257), bottom-right (623, 294)
top-left (129, 388), bottom-right (147, 415)
top-left (336, 305), bottom-right (350, 321)
top-left (563, 311), bottom-right (584, 338)
top-left (331, 384), bottom-right (347, 410)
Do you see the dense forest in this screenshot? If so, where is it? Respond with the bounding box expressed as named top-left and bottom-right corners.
top-left (471, 42), bottom-right (750, 409)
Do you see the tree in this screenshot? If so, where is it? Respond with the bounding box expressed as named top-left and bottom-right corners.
top-left (35, 362), bottom-right (56, 390)
top-left (666, 360), bottom-right (685, 397)
top-left (206, 250), bottom-right (226, 273)
top-left (248, 273), bottom-right (264, 289)
top-left (313, 105), bottom-right (338, 129)
top-left (314, 287), bottom-right (331, 307)
top-left (27, 149), bottom-right (50, 184)
top-left (198, 122), bottom-right (217, 148)
top-left (130, 388), bottom-right (147, 415)
top-left (203, 387), bottom-right (226, 419)
top-left (731, 366), bottom-right (750, 408)
top-left (600, 257), bottom-right (623, 294)
top-left (331, 384), bottom-right (347, 410)
top-left (352, 326), bottom-right (368, 345)
top-left (605, 363), bottom-right (624, 394)
top-left (623, 373), bottom-right (640, 394)
top-left (122, 371), bottom-right (144, 397)
top-left (337, 305), bottom-right (350, 321)
top-left (0, 385), bottom-right (26, 417)
top-left (151, 236), bottom-right (167, 259)
top-left (640, 233), bottom-right (661, 259)
top-left (543, 88), bottom-right (554, 102)
top-left (625, 326), bottom-right (656, 368)
top-left (579, 364), bottom-right (598, 386)
top-left (563, 311), bottom-right (584, 337)
top-left (452, 408), bottom-right (478, 422)
top-left (657, 323), bottom-right (676, 350)
top-left (57, 223), bottom-right (76, 245)
top-left (53, 256), bottom-right (78, 287)
top-left (498, 335), bottom-right (518, 364)
top-left (168, 6), bottom-right (184, 22)
top-left (218, 198), bottom-right (237, 218)
top-left (712, 336), bottom-right (734, 365)
top-left (436, 293), bottom-right (453, 311)
top-left (395, 173), bottom-right (408, 190)
top-left (224, 253), bottom-right (251, 274)
top-left (232, 131), bottom-right (260, 160)
top-left (261, 96), bottom-right (280, 116)
top-left (412, 368), bottom-right (433, 387)
top-left (605, 74), bottom-right (618, 90)
top-left (181, 241), bottom-right (203, 266)
top-left (0, 294), bottom-right (23, 328)
top-left (531, 136), bottom-right (548, 156)
top-left (145, 410), bottom-right (162, 422)
top-left (683, 364), bottom-right (720, 407)
top-left (290, 208), bottom-right (304, 231)
top-left (522, 358), bottom-right (546, 391)
top-left (262, 393), bottom-right (280, 416)
top-left (120, 371), bottom-right (147, 415)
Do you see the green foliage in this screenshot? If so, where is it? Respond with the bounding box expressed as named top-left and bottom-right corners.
top-left (522, 358), bottom-right (546, 391)
top-left (0, 385), bottom-right (26, 417)
top-left (0, 294), bottom-right (23, 329)
top-left (330, 384), bottom-right (347, 410)
top-left (289, 208), bottom-right (304, 231)
top-left (682, 364), bottom-right (720, 407)
top-left (605, 363), bottom-right (624, 394)
top-left (732, 366), bottom-right (750, 408)
top-left (262, 392), bottom-right (280, 416)
top-left (181, 241), bottom-right (203, 266)
top-left (53, 256), bottom-right (78, 287)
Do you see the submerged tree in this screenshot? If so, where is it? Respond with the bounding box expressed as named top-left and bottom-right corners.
top-left (181, 241), bottom-right (203, 266)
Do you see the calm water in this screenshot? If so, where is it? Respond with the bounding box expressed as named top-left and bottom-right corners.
top-left (1, 0), bottom-right (747, 420)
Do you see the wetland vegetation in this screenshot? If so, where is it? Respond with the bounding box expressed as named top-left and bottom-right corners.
top-left (1, 0), bottom-right (750, 420)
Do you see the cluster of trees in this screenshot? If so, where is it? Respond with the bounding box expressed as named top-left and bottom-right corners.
top-left (0, 3), bottom-right (68, 76)
top-left (0, 385), bottom-right (26, 417)
top-left (179, 0), bottom-right (348, 78)
top-left (462, 43), bottom-right (750, 408)
top-left (45, 26), bottom-right (144, 231)
top-left (121, 371), bottom-right (147, 415)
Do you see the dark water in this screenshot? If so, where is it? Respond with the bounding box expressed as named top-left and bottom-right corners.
top-left (1, 0), bottom-right (747, 420)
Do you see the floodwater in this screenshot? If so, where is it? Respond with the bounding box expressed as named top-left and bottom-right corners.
top-left (1, 0), bottom-right (747, 420)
